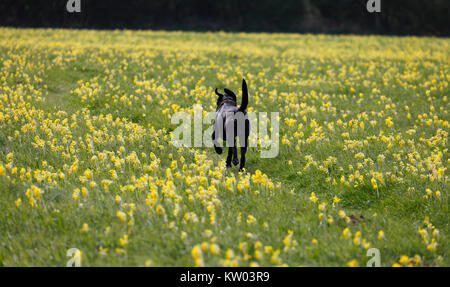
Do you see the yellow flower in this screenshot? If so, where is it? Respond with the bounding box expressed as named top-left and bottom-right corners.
top-left (6, 152), bottom-right (13, 162)
top-left (343, 227), bottom-right (351, 239)
top-left (246, 215), bottom-right (257, 224)
top-left (116, 211), bottom-right (127, 222)
top-left (254, 249), bottom-right (263, 260)
top-left (72, 188), bottom-right (80, 201)
top-left (201, 242), bottom-right (209, 252)
top-left (327, 216), bottom-right (334, 224)
top-left (80, 223), bottom-right (89, 233)
top-left (309, 192), bottom-right (318, 203)
top-left (84, 168), bottom-right (93, 179)
top-left (385, 117), bottom-right (394, 128)
top-left (318, 202), bottom-right (326, 211)
top-left (346, 259), bottom-right (358, 267)
top-left (378, 230), bottom-right (385, 240)
top-left (191, 245), bottom-right (204, 267)
top-left (81, 187), bottom-right (88, 197)
top-left (120, 234), bottom-right (129, 246)
top-left (370, 177), bottom-right (378, 189)
top-left (353, 231), bottom-right (361, 245)
top-left (427, 240), bottom-right (437, 252)
top-left (270, 250), bottom-right (281, 264)
top-left (226, 249), bottom-right (235, 259)
top-left (332, 196), bottom-right (341, 205)
top-left (210, 244), bottom-right (220, 255)
top-left (399, 255), bottom-right (409, 264)
top-left (98, 246), bottom-right (108, 256)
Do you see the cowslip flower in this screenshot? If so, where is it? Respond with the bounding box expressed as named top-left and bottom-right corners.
top-left (80, 223), bottom-right (89, 233)
top-left (72, 188), bottom-right (80, 200)
top-left (343, 227), bottom-right (351, 239)
top-left (191, 245), bottom-right (204, 267)
top-left (309, 192), bottom-right (318, 203)
top-left (210, 244), bottom-right (220, 255)
top-left (347, 259), bottom-right (358, 267)
top-left (378, 230), bottom-right (385, 240)
top-left (116, 211), bottom-right (127, 222)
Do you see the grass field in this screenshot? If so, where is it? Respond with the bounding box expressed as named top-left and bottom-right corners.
top-left (0, 27), bottom-right (448, 267)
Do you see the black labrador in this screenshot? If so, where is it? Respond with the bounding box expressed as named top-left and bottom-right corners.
top-left (212, 79), bottom-right (250, 170)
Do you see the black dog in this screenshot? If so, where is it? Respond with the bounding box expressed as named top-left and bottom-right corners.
top-left (212, 79), bottom-right (250, 170)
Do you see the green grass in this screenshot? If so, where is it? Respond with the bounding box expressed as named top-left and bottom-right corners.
top-left (0, 27), bottom-right (448, 267)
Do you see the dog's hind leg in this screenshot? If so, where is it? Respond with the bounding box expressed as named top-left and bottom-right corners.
top-left (226, 147), bottom-right (233, 167)
top-left (239, 137), bottom-right (248, 171)
top-left (226, 137), bottom-right (239, 167)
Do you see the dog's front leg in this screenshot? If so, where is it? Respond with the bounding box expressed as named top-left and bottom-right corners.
top-left (226, 147), bottom-right (233, 167)
top-left (226, 137), bottom-right (239, 167)
top-left (212, 130), bottom-right (222, 154)
top-left (239, 136), bottom-right (248, 171)
top-left (232, 138), bottom-right (239, 166)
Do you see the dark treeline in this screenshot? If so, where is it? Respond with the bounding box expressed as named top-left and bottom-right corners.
top-left (0, 0), bottom-right (448, 36)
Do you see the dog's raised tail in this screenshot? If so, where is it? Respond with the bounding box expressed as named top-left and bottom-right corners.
top-left (239, 79), bottom-right (248, 112)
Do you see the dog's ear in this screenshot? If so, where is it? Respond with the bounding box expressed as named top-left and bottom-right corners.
top-left (215, 88), bottom-right (223, 105)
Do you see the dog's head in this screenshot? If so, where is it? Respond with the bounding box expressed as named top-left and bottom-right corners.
top-left (215, 88), bottom-right (237, 107)
top-left (215, 79), bottom-right (248, 111)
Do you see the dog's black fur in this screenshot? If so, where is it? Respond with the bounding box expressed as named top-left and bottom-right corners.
top-left (212, 79), bottom-right (250, 170)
